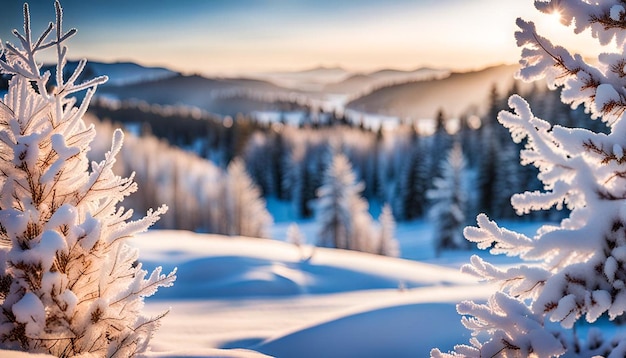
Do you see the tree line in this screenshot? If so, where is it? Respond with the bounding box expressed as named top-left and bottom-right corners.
top-left (85, 79), bottom-right (604, 254)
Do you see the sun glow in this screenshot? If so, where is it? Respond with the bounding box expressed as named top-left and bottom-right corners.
top-left (530, 7), bottom-right (610, 58)
top-left (540, 10), bottom-right (566, 36)
top-left (548, 10), bottom-right (563, 25)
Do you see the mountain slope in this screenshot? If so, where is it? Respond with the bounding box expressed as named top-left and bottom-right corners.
top-left (98, 74), bottom-right (292, 115)
top-left (324, 67), bottom-right (449, 95)
top-left (46, 60), bottom-right (179, 86)
top-left (250, 66), bottom-right (352, 91)
top-left (347, 64), bottom-right (520, 119)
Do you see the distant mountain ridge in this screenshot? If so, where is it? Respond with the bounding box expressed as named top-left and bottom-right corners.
top-left (97, 73), bottom-right (295, 116)
top-left (43, 60), bottom-right (179, 86)
top-left (347, 64), bottom-right (521, 119)
top-left (250, 66), bottom-right (451, 95)
top-left (250, 66), bottom-right (352, 91)
top-left (324, 67), bottom-right (450, 95)
top-left (66, 59), bottom-right (523, 121)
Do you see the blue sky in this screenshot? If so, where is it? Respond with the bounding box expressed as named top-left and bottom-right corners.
top-left (0, 1), bottom-right (600, 75)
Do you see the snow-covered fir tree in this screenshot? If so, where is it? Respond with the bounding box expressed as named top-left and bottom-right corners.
top-left (224, 158), bottom-right (273, 238)
top-left (476, 99), bottom-right (501, 218)
top-left (432, 1), bottom-right (626, 357)
top-left (316, 152), bottom-right (360, 250)
top-left (89, 118), bottom-right (277, 235)
top-left (427, 142), bottom-right (469, 256)
top-left (316, 152), bottom-right (377, 253)
top-left (377, 203), bottom-right (399, 257)
top-left (0, 2), bottom-right (176, 356)
top-left (348, 187), bottom-right (377, 253)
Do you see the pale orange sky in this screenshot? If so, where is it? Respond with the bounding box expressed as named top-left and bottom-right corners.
top-left (0, 0), bottom-right (609, 76)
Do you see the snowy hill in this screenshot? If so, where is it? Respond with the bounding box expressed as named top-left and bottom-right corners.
top-left (77, 61), bottom-right (528, 123)
top-left (125, 230), bottom-right (492, 357)
top-left (347, 64), bottom-right (521, 119)
top-left (0, 223), bottom-right (552, 357)
top-left (133, 231), bottom-right (478, 298)
top-left (324, 67), bottom-right (450, 95)
top-left (89, 62), bottom-right (523, 123)
top-left (250, 66), bottom-right (450, 96)
top-left (250, 66), bottom-right (353, 91)
top-left (98, 73), bottom-right (293, 115)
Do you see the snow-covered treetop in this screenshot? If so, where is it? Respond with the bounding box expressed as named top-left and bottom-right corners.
top-left (1, 2), bottom-right (107, 103)
top-left (518, 0), bottom-right (626, 127)
top-left (0, 2), bottom-right (174, 355)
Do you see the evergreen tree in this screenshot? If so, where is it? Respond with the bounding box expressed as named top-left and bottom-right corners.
top-left (224, 158), bottom-right (273, 238)
top-left (427, 143), bottom-right (469, 256)
top-left (433, 1), bottom-right (626, 356)
top-left (270, 127), bottom-right (289, 200)
top-left (429, 109), bottom-right (451, 181)
top-left (0, 3), bottom-right (175, 355)
top-left (457, 115), bottom-right (476, 167)
top-left (316, 152), bottom-right (376, 252)
top-left (491, 141), bottom-right (521, 219)
top-left (289, 140), bottom-right (326, 219)
top-left (377, 203), bottom-right (399, 257)
top-left (348, 192), bottom-right (377, 253)
top-left (395, 140), bottom-right (429, 221)
top-left (316, 153), bottom-right (359, 249)
top-left (243, 132), bottom-right (278, 197)
top-left (475, 87), bottom-right (502, 218)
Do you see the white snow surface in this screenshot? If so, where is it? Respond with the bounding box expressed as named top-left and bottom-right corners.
top-left (134, 229), bottom-right (492, 357)
top-left (1, 221), bottom-right (546, 357)
top-left (132, 230), bottom-right (493, 357)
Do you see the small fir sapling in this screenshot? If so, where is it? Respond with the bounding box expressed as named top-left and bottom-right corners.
top-left (432, 1), bottom-right (626, 357)
top-left (0, 2), bottom-right (176, 356)
top-left (377, 203), bottom-right (399, 257)
top-left (287, 223), bottom-right (314, 261)
top-left (287, 223), bottom-right (304, 248)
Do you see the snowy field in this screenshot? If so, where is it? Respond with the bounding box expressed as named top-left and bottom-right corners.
top-left (0, 219), bottom-right (551, 358)
top-left (137, 229), bottom-right (486, 358)
top-left (113, 219), bottom-right (542, 358)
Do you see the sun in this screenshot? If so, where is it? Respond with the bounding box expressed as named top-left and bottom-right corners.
top-left (548, 10), bottom-right (563, 24)
top-left (534, 7), bottom-right (617, 54)
top-left (535, 9), bottom-right (575, 44)
top-left (544, 10), bottom-right (565, 32)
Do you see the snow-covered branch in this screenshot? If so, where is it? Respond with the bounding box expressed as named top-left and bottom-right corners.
top-left (434, 1), bottom-right (626, 356)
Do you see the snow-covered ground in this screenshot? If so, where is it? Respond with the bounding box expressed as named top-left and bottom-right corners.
top-left (108, 219), bottom-right (543, 358)
top-left (134, 230), bottom-right (488, 357)
top-left (0, 212), bottom-right (548, 357)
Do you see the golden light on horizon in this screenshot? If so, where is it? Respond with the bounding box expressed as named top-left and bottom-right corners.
top-left (4, 1), bottom-right (606, 76)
